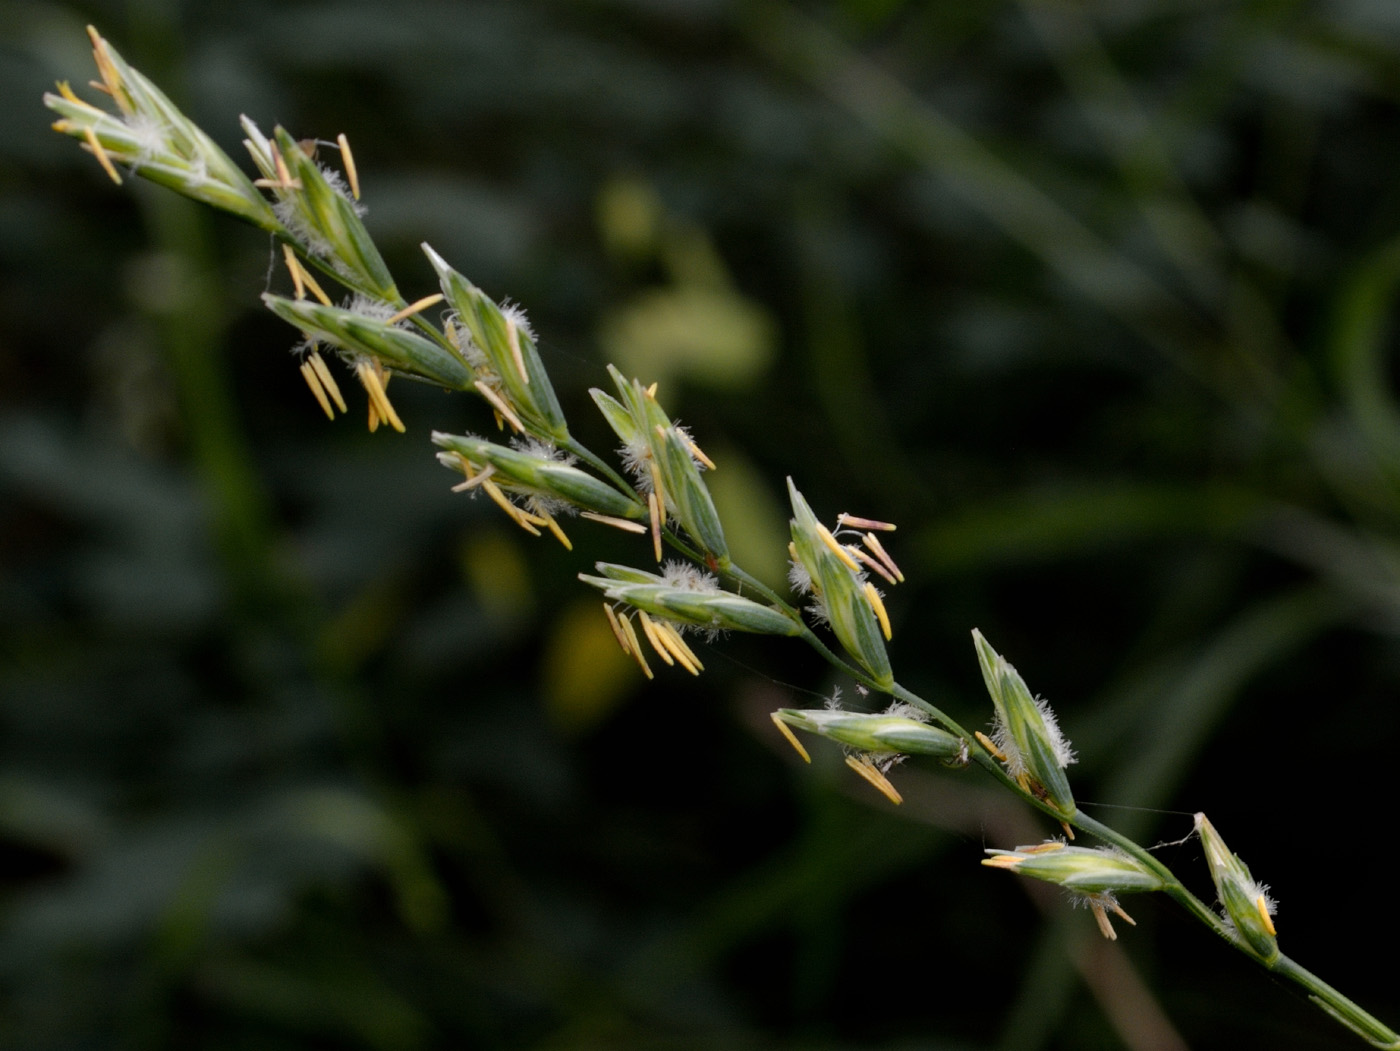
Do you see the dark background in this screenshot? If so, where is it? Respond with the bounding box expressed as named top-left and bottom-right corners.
top-left (5, 1), bottom-right (1400, 1047)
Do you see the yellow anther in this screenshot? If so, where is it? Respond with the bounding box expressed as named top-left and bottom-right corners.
top-left (473, 381), bottom-right (527, 434)
top-left (1256, 895), bottom-right (1277, 936)
top-left (1090, 901), bottom-right (1117, 941)
top-left (635, 611), bottom-right (674, 667)
top-left (580, 511), bottom-right (649, 534)
top-left (56, 81), bottom-right (102, 114)
top-left (975, 731), bottom-right (1007, 762)
top-left (336, 132), bottom-right (360, 200)
top-left (300, 361), bottom-right (334, 419)
top-left (862, 532), bottom-right (904, 582)
top-left (283, 245), bottom-right (305, 299)
top-left (844, 754), bottom-right (903, 805)
top-left (837, 513), bottom-right (896, 532)
top-left (308, 352), bottom-right (346, 412)
top-left (685, 437), bottom-right (716, 470)
top-left (386, 293), bottom-right (444, 326)
top-left (603, 603), bottom-right (631, 655)
top-left (863, 582), bottom-right (892, 640)
top-left (450, 462), bottom-right (494, 492)
top-left (653, 620), bottom-right (702, 674)
top-left (505, 316), bottom-right (530, 386)
top-left (356, 360), bottom-right (405, 433)
top-left (645, 381), bottom-right (658, 398)
top-left (647, 460), bottom-right (666, 514)
top-left (537, 510), bottom-right (573, 550)
top-left (1018, 841), bottom-right (1066, 854)
top-left (980, 855), bottom-right (1022, 870)
top-left (481, 479), bottom-right (539, 535)
top-left (816, 523), bottom-right (862, 572)
top-left (770, 714), bottom-right (811, 763)
top-left (850, 545), bottom-right (897, 585)
top-left (272, 145), bottom-right (297, 189)
top-left (86, 27), bottom-right (126, 110)
top-left (82, 126), bottom-right (122, 185)
top-left (647, 491), bottom-right (663, 562)
top-left (88, 79), bottom-right (113, 96)
top-left (283, 251), bottom-right (332, 306)
top-left (616, 613), bottom-right (653, 679)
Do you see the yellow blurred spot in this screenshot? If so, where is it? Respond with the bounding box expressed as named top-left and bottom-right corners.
top-left (542, 600), bottom-right (638, 732)
top-left (458, 531), bottom-right (532, 622)
top-left (597, 175), bottom-right (662, 260)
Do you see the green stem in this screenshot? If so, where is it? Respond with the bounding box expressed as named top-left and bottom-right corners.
top-left (1271, 955), bottom-right (1400, 1049)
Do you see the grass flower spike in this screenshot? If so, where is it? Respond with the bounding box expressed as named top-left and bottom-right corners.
top-left (971, 629), bottom-right (1076, 820)
top-left (592, 366), bottom-right (727, 566)
top-left (983, 842), bottom-right (1165, 939)
top-left (264, 294), bottom-right (474, 396)
top-left (1194, 813), bottom-right (1279, 962)
top-left (45, 27), bottom-right (279, 231)
top-left (580, 562), bottom-right (801, 639)
top-left (787, 479), bottom-right (894, 689)
top-left (434, 433), bottom-right (644, 546)
top-left (424, 245), bottom-right (570, 444)
top-left (242, 121), bottom-right (398, 301)
top-left (772, 706), bottom-right (967, 762)
top-left (43, 29), bottom-right (1400, 1048)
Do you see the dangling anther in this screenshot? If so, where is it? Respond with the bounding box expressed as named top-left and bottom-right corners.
top-left (845, 754), bottom-right (903, 805)
top-left (82, 126), bottom-right (122, 185)
top-left (770, 714), bottom-right (811, 763)
top-left (336, 132), bottom-right (360, 199)
top-left (386, 293), bottom-right (444, 326)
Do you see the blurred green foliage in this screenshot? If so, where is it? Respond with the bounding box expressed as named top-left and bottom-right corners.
top-left (6, 0), bottom-right (1400, 1047)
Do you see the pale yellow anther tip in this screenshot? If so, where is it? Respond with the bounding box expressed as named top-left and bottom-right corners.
top-left (386, 293), bottom-right (444, 326)
top-left (975, 730), bottom-right (1006, 762)
top-left (1091, 902), bottom-right (1118, 941)
top-left (300, 361), bottom-right (333, 419)
top-left (981, 855), bottom-right (1021, 870)
top-left (603, 603), bottom-right (631, 655)
top-left (540, 512), bottom-right (573, 551)
top-left (1256, 895), bottom-right (1277, 936)
top-left (473, 381), bottom-right (527, 435)
top-left (816, 523), bottom-right (862, 572)
top-left (505, 315), bottom-right (530, 386)
top-left (770, 714), bottom-right (811, 763)
top-left (863, 581), bottom-right (892, 640)
top-left (845, 754), bottom-right (902, 805)
top-left (336, 132), bottom-right (360, 199)
top-left (648, 491), bottom-right (663, 562)
top-left (580, 511), bottom-right (649, 535)
top-left (82, 126), bottom-right (121, 185)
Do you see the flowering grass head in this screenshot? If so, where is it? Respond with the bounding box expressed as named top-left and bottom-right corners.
top-left (983, 841), bottom-right (1165, 940)
top-left (434, 433), bottom-right (645, 547)
top-left (972, 629), bottom-right (1076, 820)
top-left (45, 27), bottom-right (279, 230)
top-left (1195, 813), bottom-right (1279, 962)
top-left (424, 244), bottom-right (570, 444)
top-left (591, 366), bottom-right (727, 566)
top-left (787, 479), bottom-right (895, 689)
